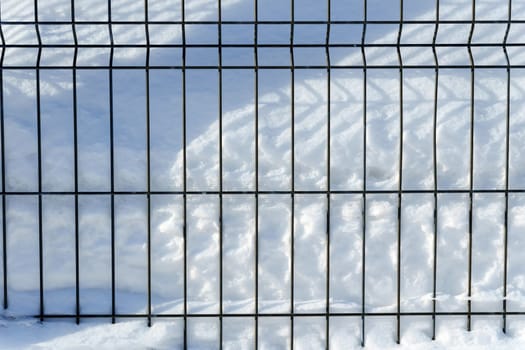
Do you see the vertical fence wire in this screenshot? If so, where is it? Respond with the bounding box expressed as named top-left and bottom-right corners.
top-left (325, 0), bottom-right (331, 348)
top-left (502, 0), bottom-right (512, 335)
top-left (0, 3), bottom-right (7, 312)
top-left (360, 0), bottom-right (368, 346)
top-left (396, 0), bottom-right (404, 343)
top-left (467, 0), bottom-right (476, 332)
top-left (33, 0), bottom-right (44, 323)
top-left (254, 0), bottom-right (259, 348)
top-left (431, 0), bottom-right (440, 341)
top-left (71, 0), bottom-right (80, 325)
top-left (107, 0), bottom-right (116, 325)
top-left (289, 0), bottom-right (295, 347)
top-left (218, 0), bottom-right (224, 347)
top-left (144, 0), bottom-right (152, 328)
top-left (181, 0), bottom-right (188, 345)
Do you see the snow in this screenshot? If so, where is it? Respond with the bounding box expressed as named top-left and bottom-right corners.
top-left (1, 0), bottom-right (525, 348)
top-left (5, 317), bottom-right (525, 349)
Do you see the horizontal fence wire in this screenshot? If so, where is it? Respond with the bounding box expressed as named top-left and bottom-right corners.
top-left (0, 0), bottom-right (523, 348)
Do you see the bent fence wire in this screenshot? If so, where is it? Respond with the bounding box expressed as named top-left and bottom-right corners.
top-left (0, 0), bottom-right (524, 348)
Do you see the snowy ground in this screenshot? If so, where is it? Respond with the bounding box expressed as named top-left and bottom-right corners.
top-left (4, 317), bottom-right (525, 349)
top-left (2, 0), bottom-right (525, 348)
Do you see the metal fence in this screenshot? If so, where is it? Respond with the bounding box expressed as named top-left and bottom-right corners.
top-left (0, 0), bottom-right (523, 348)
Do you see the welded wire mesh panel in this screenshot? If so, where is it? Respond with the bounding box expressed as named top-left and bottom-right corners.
top-left (1, 0), bottom-right (525, 348)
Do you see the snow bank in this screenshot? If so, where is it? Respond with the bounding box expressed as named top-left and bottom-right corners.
top-left (2, 0), bottom-right (525, 348)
